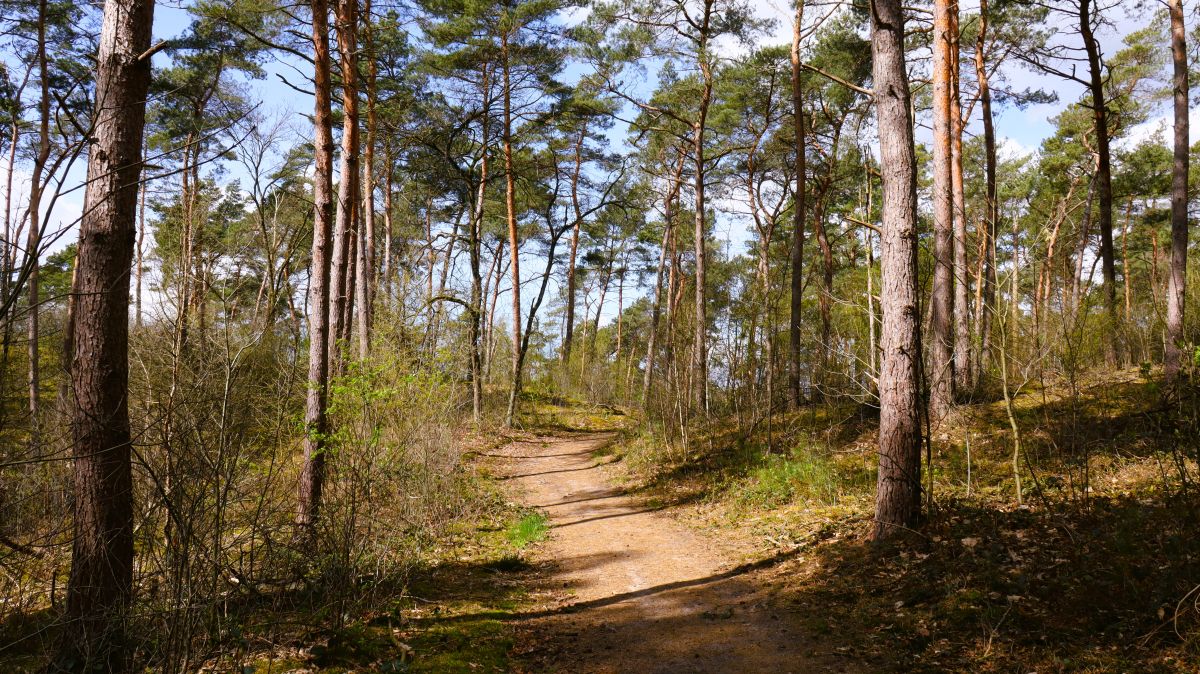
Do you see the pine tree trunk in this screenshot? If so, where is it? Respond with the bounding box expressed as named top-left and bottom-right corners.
top-left (1165, 0), bottom-right (1189, 380)
top-left (59, 0), bottom-right (154, 668)
top-left (297, 0), bottom-right (336, 531)
top-left (562, 126), bottom-right (585, 364)
top-left (929, 0), bottom-right (955, 420)
top-left (788, 0), bottom-right (807, 409)
top-left (329, 0), bottom-right (360, 370)
top-left (692, 63), bottom-right (712, 416)
top-left (1079, 0), bottom-right (1117, 328)
top-left (644, 150), bottom-right (685, 406)
top-left (949, 8), bottom-right (972, 397)
top-left (502, 31), bottom-right (524, 427)
top-left (974, 0), bottom-right (997, 383)
top-left (358, 0), bottom-right (377, 360)
top-left (870, 0), bottom-right (924, 541)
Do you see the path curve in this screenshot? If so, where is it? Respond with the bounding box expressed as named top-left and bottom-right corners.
top-left (497, 432), bottom-right (858, 674)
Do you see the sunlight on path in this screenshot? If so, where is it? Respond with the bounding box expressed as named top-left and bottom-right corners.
top-left (498, 433), bottom-right (860, 674)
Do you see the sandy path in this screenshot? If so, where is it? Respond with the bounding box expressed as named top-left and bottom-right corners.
top-left (497, 432), bottom-right (858, 674)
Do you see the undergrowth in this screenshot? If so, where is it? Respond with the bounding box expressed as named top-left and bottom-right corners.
top-left (606, 367), bottom-right (1200, 672)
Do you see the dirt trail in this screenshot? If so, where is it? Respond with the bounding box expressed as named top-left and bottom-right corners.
top-left (497, 432), bottom-right (859, 674)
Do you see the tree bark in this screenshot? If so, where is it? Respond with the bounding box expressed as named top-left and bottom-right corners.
top-left (59, 0), bottom-right (154, 669)
top-left (644, 150), bottom-right (685, 406)
top-left (929, 0), bottom-right (955, 420)
top-left (562, 125), bottom-right (586, 364)
top-left (502, 30), bottom-right (524, 427)
top-left (869, 0), bottom-right (924, 541)
top-left (26, 0), bottom-right (51, 440)
top-left (357, 0), bottom-right (377, 360)
top-left (974, 0), bottom-right (998, 383)
top-left (1165, 0), bottom-right (1189, 380)
top-left (1079, 0), bottom-right (1117, 326)
top-left (469, 63), bottom-right (491, 423)
top-left (788, 0), bottom-right (807, 409)
top-left (692, 52), bottom-right (713, 416)
top-left (297, 0), bottom-right (336, 531)
top-left (329, 0), bottom-right (360, 371)
top-left (949, 4), bottom-right (971, 397)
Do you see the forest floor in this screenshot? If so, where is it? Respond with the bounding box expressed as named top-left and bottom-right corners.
top-left (311, 374), bottom-right (1200, 673)
top-left (12, 372), bottom-right (1195, 672)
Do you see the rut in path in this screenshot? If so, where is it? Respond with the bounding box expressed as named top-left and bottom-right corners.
top-left (498, 432), bottom-right (860, 674)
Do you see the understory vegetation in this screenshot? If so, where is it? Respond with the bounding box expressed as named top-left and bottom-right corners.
top-left (606, 368), bottom-right (1200, 671)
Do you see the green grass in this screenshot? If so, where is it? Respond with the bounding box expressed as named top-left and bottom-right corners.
top-left (741, 450), bottom-right (844, 508)
top-left (405, 605), bottom-right (513, 673)
top-left (505, 511), bottom-right (549, 549)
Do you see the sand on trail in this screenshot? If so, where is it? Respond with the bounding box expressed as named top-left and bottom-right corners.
top-left (496, 432), bottom-right (860, 674)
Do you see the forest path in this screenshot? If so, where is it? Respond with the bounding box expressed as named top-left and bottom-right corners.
top-left (495, 431), bottom-right (859, 674)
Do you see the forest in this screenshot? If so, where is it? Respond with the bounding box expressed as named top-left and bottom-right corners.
top-left (0, 0), bottom-right (1197, 671)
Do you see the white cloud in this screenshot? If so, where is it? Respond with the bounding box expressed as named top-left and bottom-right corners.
top-left (997, 136), bottom-right (1036, 161)
top-left (1116, 107), bottom-right (1200, 152)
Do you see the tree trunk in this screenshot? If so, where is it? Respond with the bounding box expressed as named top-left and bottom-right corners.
top-left (814, 196), bottom-right (833, 382)
top-left (1071, 166), bottom-right (1098, 317)
top-left (870, 0), bottom-right (924, 541)
top-left (59, 0), bottom-right (154, 668)
top-left (135, 163), bottom-right (146, 328)
top-left (974, 0), bottom-right (998, 383)
top-left (329, 0), bottom-right (360, 370)
top-left (692, 59), bottom-right (713, 416)
top-left (788, 0), bottom-right (807, 409)
top-left (1165, 0), bottom-right (1189, 380)
top-left (929, 0), bottom-right (955, 421)
top-left (382, 155), bottom-right (393, 299)
top-left (949, 7), bottom-right (971, 397)
top-left (562, 125), bottom-right (586, 364)
top-left (357, 0), bottom-right (377, 360)
top-left (485, 238), bottom-right (505, 381)
top-left (502, 31), bottom-right (523, 427)
top-left (26, 0), bottom-right (51, 440)
top-left (297, 0), bottom-right (336, 531)
top-left (1122, 197), bottom-right (1132, 320)
top-left (644, 150), bottom-right (685, 406)
top-left (469, 64), bottom-right (491, 423)
top-left (1079, 0), bottom-right (1117, 326)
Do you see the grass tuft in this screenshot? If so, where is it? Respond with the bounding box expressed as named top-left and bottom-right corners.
top-left (505, 511), bottom-right (549, 549)
top-left (741, 450), bottom-right (843, 508)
